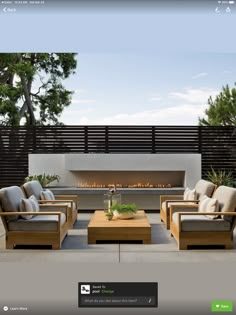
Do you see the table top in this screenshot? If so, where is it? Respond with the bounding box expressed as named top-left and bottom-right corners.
top-left (88, 210), bottom-right (151, 228)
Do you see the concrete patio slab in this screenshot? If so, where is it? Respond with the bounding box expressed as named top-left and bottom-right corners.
top-left (0, 251), bottom-right (119, 263)
top-left (0, 213), bottom-right (236, 263)
top-left (119, 251), bottom-right (236, 263)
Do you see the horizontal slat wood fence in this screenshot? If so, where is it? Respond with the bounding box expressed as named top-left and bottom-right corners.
top-left (0, 126), bottom-right (235, 187)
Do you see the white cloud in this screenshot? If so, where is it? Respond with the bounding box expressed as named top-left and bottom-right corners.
top-left (192, 72), bottom-right (208, 79)
top-left (74, 89), bottom-right (86, 94)
top-left (149, 97), bottom-right (162, 102)
top-left (169, 87), bottom-right (219, 104)
top-left (71, 99), bottom-right (96, 104)
top-left (61, 108), bottom-right (93, 124)
top-left (149, 93), bottom-right (162, 102)
top-left (61, 87), bottom-right (220, 125)
top-left (68, 103), bottom-right (208, 125)
top-left (71, 88), bottom-right (96, 104)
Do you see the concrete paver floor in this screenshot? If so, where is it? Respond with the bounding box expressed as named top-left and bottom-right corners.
top-left (0, 213), bottom-right (236, 263)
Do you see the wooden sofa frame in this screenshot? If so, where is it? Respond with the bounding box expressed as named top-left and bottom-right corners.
top-left (160, 194), bottom-right (199, 229)
top-left (0, 206), bottom-right (68, 250)
top-left (21, 185), bottom-right (79, 228)
top-left (38, 198), bottom-right (78, 228)
top-left (52, 194), bottom-right (79, 226)
top-left (170, 206), bottom-right (236, 250)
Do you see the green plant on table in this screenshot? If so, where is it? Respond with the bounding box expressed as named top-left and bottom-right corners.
top-left (206, 167), bottom-right (235, 187)
top-left (105, 212), bottom-right (113, 220)
top-left (110, 203), bottom-right (138, 214)
top-left (24, 173), bottom-right (60, 187)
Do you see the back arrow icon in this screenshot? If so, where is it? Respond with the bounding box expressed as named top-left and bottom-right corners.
top-left (3, 7), bottom-right (7, 12)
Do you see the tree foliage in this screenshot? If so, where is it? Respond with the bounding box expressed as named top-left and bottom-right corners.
top-left (199, 84), bottom-right (236, 126)
top-left (0, 53), bottom-right (77, 126)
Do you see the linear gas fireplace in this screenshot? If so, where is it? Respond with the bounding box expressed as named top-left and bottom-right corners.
top-left (76, 171), bottom-right (184, 189)
top-left (29, 153), bottom-right (201, 210)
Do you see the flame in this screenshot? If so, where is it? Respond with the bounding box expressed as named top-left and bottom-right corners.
top-left (78, 182), bottom-right (172, 188)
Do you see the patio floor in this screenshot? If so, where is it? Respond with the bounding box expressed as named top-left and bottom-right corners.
top-left (1, 213), bottom-right (236, 263)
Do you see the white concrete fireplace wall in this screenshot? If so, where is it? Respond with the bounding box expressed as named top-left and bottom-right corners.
top-left (29, 153), bottom-right (201, 188)
top-left (29, 154), bottom-right (201, 210)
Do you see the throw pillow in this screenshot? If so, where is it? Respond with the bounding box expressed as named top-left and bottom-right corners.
top-left (183, 187), bottom-right (197, 201)
top-left (29, 195), bottom-right (40, 212)
top-left (198, 195), bottom-right (219, 219)
top-left (40, 189), bottom-right (55, 201)
top-left (20, 195), bottom-right (40, 220)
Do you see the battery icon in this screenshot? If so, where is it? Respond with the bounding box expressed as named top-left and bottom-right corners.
top-left (229, 1), bottom-right (235, 4)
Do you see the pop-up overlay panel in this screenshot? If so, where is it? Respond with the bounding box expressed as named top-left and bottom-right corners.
top-left (78, 282), bottom-right (158, 308)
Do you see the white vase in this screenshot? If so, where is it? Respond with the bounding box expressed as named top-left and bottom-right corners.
top-left (113, 210), bottom-right (135, 220)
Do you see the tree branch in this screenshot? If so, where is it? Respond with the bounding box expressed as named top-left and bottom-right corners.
top-left (16, 53), bottom-right (36, 125)
top-left (19, 100), bottom-right (28, 119)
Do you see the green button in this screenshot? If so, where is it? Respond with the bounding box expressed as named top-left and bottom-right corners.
top-left (211, 301), bottom-right (233, 312)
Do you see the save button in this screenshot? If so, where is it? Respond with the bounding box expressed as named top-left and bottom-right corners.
top-left (211, 301), bottom-right (233, 312)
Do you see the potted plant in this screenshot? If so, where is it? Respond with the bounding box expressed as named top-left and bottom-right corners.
top-left (206, 167), bottom-right (235, 187)
top-left (24, 173), bottom-right (60, 187)
top-left (105, 212), bottom-right (113, 221)
top-left (111, 203), bottom-right (138, 220)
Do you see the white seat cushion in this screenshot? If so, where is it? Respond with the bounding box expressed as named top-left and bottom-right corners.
top-left (162, 201), bottom-right (194, 213)
top-left (172, 212), bottom-right (231, 232)
top-left (8, 213), bottom-right (66, 232)
top-left (46, 201), bottom-right (77, 212)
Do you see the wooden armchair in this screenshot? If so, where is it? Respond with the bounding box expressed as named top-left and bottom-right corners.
top-left (169, 186), bottom-right (236, 250)
top-left (22, 181), bottom-right (78, 228)
top-left (160, 179), bottom-right (216, 229)
top-left (0, 186), bottom-right (68, 249)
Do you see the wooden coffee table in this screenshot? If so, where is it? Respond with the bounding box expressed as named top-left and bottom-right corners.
top-left (88, 210), bottom-right (151, 244)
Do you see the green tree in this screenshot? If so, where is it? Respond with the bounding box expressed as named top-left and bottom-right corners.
top-left (0, 53), bottom-right (77, 126)
top-left (199, 84), bottom-right (236, 126)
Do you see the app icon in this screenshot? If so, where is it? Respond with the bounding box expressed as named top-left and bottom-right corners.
top-left (81, 285), bottom-right (90, 294)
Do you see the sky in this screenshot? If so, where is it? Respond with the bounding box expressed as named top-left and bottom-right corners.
top-left (60, 52), bottom-right (236, 125)
top-left (59, 7), bottom-right (236, 125)
top-left (1, 1), bottom-right (236, 125)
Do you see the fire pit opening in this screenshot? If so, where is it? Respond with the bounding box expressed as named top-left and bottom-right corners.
top-left (75, 171), bottom-right (185, 189)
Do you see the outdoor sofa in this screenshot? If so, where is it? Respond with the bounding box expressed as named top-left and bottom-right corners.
top-left (160, 179), bottom-right (216, 229)
top-left (22, 180), bottom-right (78, 228)
top-left (169, 185), bottom-right (236, 250)
top-left (0, 186), bottom-right (68, 249)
